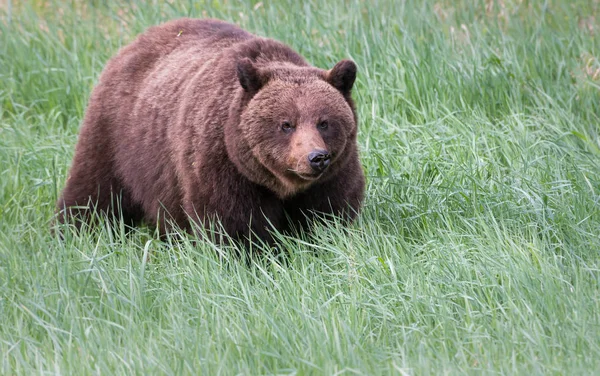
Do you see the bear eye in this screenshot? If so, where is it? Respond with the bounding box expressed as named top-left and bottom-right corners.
top-left (317, 120), bottom-right (329, 130)
top-left (281, 121), bottom-right (294, 133)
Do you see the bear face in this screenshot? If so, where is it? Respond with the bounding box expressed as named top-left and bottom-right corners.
top-left (231, 59), bottom-right (358, 198)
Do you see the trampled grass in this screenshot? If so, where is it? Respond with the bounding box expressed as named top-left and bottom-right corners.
top-left (1, 0), bottom-right (599, 374)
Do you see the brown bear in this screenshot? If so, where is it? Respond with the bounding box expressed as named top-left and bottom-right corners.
top-left (57, 18), bottom-right (365, 244)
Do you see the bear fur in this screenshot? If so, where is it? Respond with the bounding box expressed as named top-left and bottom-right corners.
top-left (57, 18), bottom-right (365, 244)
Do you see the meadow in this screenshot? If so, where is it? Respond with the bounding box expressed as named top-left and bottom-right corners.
top-left (1, 0), bottom-right (599, 374)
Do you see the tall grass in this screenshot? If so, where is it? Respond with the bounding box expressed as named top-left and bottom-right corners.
top-left (1, 0), bottom-right (599, 374)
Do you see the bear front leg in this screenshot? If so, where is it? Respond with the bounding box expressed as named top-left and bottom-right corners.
top-left (285, 169), bottom-right (365, 233)
top-left (183, 182), bottom-right (286, 248)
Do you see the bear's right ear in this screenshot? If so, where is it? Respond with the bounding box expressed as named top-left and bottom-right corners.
top-left (237, 58), bottom-right (268, 94)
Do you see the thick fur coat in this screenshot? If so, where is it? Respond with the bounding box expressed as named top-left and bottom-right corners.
top-left (57, 18), bottom-right (365, 243)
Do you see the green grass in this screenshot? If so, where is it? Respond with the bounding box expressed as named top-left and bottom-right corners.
top-left (1, 0), bottom-right (600, 374)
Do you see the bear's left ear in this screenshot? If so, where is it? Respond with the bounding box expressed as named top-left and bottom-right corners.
top-left (326, 59), bottom-right (357, 95)
top-left (237, 58), bottom-right (269, 94)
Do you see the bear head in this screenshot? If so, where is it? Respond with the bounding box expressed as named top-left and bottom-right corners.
top-left (227, 58), bottom-right (358, 199)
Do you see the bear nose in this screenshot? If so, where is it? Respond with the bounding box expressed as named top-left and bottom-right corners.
top-left (308, 150), bottom-right (331, 173)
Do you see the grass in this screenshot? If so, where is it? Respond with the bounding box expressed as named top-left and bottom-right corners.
top-left (1, 0), bottom-right (599, 374)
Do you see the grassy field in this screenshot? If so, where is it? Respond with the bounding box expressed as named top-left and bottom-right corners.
top-left (1, 0), bottom-right (600, 374)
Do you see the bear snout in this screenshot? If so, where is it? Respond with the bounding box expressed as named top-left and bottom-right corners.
top-left (308, 149), bottom-right (331, 173)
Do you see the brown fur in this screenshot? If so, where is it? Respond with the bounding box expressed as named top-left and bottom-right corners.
top-left (57, 18), bottom-right (365, 244)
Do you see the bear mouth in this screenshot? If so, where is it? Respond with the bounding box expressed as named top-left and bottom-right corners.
top-left (293, 171), bottom-right (323, 181)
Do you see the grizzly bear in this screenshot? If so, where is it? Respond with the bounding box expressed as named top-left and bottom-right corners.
top-left (57, 18), bottom-right (365, 244)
